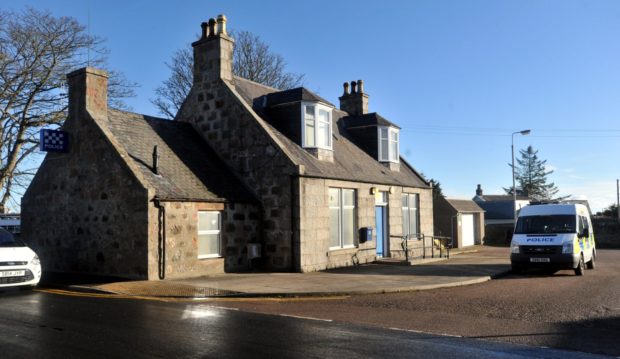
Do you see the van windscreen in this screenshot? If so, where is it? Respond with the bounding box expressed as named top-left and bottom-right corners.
top-left (514, 215), bottom-right (576, 234)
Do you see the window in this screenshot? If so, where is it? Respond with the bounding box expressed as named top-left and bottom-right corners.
top-left (378, 126), bottom-right (399, 163)
top-left (303, 103), bottom-right (332, 149)
top-left (197, 211), bottom-right (221, 258)
top-left (329, 188), bottom-right (356, 249)
top-left (515, 215), bottom-right (576, 234)
top-left (402, 193), bottom-right (419, 239)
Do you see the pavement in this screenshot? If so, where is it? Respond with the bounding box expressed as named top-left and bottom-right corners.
top-left (45, 245), bottom-right (512, 299)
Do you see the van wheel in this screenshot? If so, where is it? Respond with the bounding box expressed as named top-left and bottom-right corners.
top-left (575, 254), bottom-right (585, 276)
top-left (586, 251), bottom-right (596, 269)
top-left (511, 264), bottom-right (522, 274)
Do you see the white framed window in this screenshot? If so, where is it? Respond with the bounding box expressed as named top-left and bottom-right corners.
top-left (402, 193), bottom-right (419, 239)
top-left (378, 126), bottom-right (399, 163)
top-left (197, 211), bottom-right (221, 258)
top-left (302, 102), bottom-right (332, 150)
top-left (329, 188), bottom-right (357, 249)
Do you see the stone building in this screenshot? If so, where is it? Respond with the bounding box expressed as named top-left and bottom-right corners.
top-left (22, 15), bottom-right (433, 280)
top-left (433, 197), bottom-right (485, 248)
top-left (473, 184), bottom-right (529, 244)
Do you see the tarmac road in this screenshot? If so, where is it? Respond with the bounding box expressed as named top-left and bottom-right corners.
top-left (209, 249), bottom-right (620, 357)
top-left (0, 288), bottom-right (605, 358)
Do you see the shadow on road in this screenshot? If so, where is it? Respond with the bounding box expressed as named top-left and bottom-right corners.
top-left (465, 316), bottom-right (620, 357)
top-left (324, 263), bottom-right (510, 277)
top-left (39, 271), bottom-right (128, 287)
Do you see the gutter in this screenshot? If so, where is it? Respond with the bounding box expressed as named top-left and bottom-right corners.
top-left (296, 173), bottom-right (431, 189)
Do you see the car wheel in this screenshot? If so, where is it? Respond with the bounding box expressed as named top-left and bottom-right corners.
top-left (574, 254), bottom-right (585, 276)
top-left (586, 251), bottom-right (596, 270)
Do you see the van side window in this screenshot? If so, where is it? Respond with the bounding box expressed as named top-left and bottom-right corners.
top-left (578, 216), bottom-right (589, 236)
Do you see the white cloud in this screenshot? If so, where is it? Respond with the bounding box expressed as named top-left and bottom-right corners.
top-left (562, 180), bottom-right (618, 213)
top-left (545, 164), bottom-right (557, 172)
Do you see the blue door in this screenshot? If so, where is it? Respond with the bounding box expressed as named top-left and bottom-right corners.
top-left (375, 206), bottom-right (386, 257)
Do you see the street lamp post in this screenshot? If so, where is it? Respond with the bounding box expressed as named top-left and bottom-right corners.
top-left (512, 129), bottom-right (531, 224)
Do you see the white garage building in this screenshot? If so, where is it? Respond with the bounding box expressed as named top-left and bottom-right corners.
top-left (434, 197), bottom-right (485, 248)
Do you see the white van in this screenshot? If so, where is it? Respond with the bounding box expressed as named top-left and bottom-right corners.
top-left (510, 203), bottom-right (596, 275)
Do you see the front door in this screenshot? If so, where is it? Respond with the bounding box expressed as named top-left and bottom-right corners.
top-left (375, 208), bottom-right (389, 258)
top-left (375, 191), bottom-right (389, 257)
top-left (375, 206), bottom-right (385, 256)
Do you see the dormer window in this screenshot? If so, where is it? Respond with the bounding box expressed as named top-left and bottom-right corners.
top-left (302, 102), bottom-right (332, 150)
top-left (378, 126), bottom-right (399, 163)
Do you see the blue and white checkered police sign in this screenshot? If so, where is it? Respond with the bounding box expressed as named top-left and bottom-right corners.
top-left (40, 129), bottom-right (69, 153)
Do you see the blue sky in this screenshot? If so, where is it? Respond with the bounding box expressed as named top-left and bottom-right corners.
top-left (7, 0), bottom-right (620, 212)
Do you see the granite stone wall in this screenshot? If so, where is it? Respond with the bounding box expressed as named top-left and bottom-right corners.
top-left (177, 32), bottom-right (298, 271)
top-left (389, 186), bottom-right (434, 260)
top-left (22, 70), bottom-right (150, 278)
top-left (297, 178), bottom-right (434, 271)
top-left (149, 201), bottom-right (261, 279)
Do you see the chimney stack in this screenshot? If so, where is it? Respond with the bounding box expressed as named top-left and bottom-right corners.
top-left (192, 14), bottom-right (234, 83)
top-left (339, 79), bottom-right (369, 116)
top-left (66, 67), bottom-right (108, 120)
top-left (476, 184), bottom-right (483, 196)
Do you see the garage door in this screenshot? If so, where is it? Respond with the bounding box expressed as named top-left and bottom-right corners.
top-left (461, 214), bottom-right (475, 247)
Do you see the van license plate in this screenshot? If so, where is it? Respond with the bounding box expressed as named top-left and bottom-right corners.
top-left (530, 258), bottom-right (550, 263)
top-left (0, 270), bottom-right (25, 277)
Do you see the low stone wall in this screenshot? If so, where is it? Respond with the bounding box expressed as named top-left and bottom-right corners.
top-left (483, 224), bottom-right (514, 246)
top-left (593, 218), bottom-right (620, 248)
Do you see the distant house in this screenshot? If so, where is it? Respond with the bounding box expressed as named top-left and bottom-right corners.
top-left (0, 213), bottom-right (20, 235)
top-left (472, 184), bottom-right (529, 244)
top-left (434, 197), bottom-right (485, 248)
top-left (22, 15), bottom-right (434, 280)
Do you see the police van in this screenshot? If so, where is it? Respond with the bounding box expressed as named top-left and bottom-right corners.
top-left (510, 203), bottom-right (596, 275)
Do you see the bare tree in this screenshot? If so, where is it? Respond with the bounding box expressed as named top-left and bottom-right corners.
top-left (152, 30), bottom-right (304, 119)
top-left (151, 47), bottom-right (193, 120)
top-left (0, 7), bottom-right (136, 212)
top-left (232, 31), bottom-right (304, 89)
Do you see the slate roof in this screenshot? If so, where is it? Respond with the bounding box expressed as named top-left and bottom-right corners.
top-left (342, 113), bottom-right (400, 129)
top-left (475, 194), bottom-right (529, 202)
top-left (233, 76), bottom-right (279, 108)
top-left (258, 87), bottom-right (334, 108)
top-left (445, 199), bottom-right (484, 213)
top-left (233, 77), bottom-right (429, 188)
top-left (474, 201), bottom-right (514, 220)
top-left (104, 109), bottom-right (256, 202)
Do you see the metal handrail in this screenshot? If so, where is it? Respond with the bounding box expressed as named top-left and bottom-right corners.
top-left (433, 235), bottom-right (453, 259)
top-left (400, 233), bottom-right (453, 261)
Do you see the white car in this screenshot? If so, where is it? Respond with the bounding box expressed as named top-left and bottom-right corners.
top-left (0, 228), bottom-right (41, 288)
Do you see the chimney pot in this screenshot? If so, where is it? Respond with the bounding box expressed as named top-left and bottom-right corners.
top-left (216, 14), bottom-right (228, 35)
top-left (200, 22), bottom-right (209, 39)
top-left (338, 78), bottom-right (369, 116)
top-left (192, 16), bottom-right (235, 83)
top-left (476, 184), bottom-right (483, 196)
top-left (208, 18), bottom-right (216, 37)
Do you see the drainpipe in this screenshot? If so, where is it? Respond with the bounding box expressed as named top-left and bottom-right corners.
top-left (153, 197), bottom-right (166, 280)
